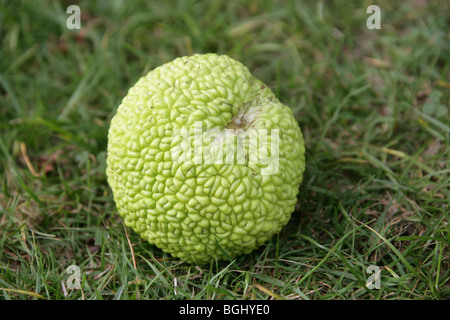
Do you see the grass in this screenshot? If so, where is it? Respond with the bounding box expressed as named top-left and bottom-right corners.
top-left (0, 0), bottom-right (449, 300)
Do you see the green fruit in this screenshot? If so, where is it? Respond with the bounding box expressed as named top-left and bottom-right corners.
top-left (106, 53), bottom-right (305, 264)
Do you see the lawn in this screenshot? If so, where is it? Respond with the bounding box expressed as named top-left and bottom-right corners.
top-left (0, 0), bottom-right (448, 300)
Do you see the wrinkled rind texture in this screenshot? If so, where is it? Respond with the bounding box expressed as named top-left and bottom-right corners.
top-left (106, 53), bottom-right (305, 264)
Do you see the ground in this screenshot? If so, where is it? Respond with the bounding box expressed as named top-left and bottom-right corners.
top-left (0, 0), bottom-right (448, 299)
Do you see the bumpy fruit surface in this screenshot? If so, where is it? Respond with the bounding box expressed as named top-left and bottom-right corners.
top-left (106, 53), bottom-right (305, 264)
